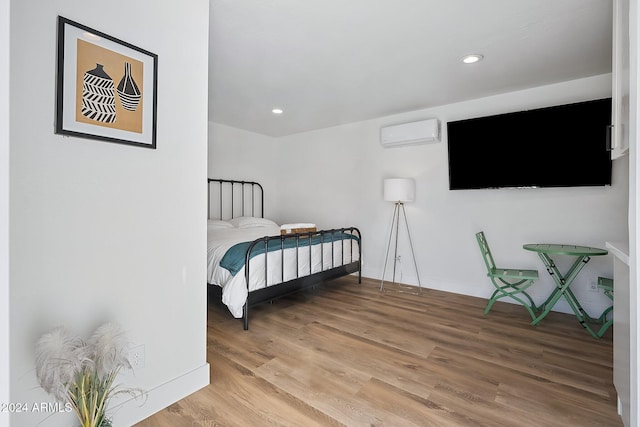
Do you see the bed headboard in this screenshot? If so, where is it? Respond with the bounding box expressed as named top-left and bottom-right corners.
top-left (208, 179), bottom-right (264, 220)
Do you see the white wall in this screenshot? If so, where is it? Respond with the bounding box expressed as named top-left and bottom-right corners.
top-left (209, 74), bottom-right (629, 317)
top-left (208, 122), bottom-right (282, 209)
top-left (1, 1), bottom-right (10, 426)
top-left (9, 1), bottom-right (210, 426)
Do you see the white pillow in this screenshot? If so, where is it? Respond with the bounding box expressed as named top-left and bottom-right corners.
top-left (229, 216), bottom-right (279, 228)
top-left (207, 219), bottom-right (234, 230)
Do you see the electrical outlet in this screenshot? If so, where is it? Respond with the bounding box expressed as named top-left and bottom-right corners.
top-left (588, 281), bottom-right (599, 292)
top-left (129, 344), bottom-right (145, 370)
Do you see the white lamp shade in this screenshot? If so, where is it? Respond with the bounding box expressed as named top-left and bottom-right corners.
top-left (383, 178), bottom-right (415, 202)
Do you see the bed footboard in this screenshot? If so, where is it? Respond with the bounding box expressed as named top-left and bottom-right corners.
top-left (241, 227), bottom-right (362, 330)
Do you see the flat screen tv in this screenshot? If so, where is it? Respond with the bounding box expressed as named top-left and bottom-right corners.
top-left (446, 98), bottom-right (612, 190)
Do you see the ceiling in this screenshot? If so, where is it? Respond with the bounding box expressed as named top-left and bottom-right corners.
top-left (209, 0), bottom-right (612, 137)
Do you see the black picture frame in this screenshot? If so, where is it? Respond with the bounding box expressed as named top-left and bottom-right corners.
top-left (55, 16), bottom-right (158, 149)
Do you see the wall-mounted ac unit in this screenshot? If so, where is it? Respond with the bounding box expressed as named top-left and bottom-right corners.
top-left (380, 118), bottom-right (441, 147)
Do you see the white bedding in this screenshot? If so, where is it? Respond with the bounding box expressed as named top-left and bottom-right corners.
top-left (207, 219), bottom-right (360, 318)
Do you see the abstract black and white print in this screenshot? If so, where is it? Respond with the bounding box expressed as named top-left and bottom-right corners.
top-left (81, 64), bottom-right (116, 123)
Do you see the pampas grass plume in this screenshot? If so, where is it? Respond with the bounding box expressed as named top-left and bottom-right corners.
top-left (35, 326), bottom-right (87, 401)
top-left (88, 322), bottom-right (132, 380)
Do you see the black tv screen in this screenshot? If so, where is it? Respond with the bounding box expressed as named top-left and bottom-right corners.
top-left (447, 98), bottom-right (612, 190)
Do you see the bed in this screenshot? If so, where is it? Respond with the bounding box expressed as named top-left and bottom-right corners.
top-left (207, 178), bottom-right (362, 329)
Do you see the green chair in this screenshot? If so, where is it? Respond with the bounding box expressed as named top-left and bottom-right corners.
top-left (596, 277), bottom-right (614, 337)
top-left (475, 231), bottom-right (540, 321)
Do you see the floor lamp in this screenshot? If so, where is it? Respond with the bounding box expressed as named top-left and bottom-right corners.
top-left (380, 178), bottom-right (422, 292)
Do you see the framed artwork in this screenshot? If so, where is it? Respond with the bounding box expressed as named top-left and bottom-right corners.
top-left (55, 16), bottom-right (158, 149)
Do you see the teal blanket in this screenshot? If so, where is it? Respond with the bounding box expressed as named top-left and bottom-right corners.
top-left (220, 232), bottom-right (359, 276)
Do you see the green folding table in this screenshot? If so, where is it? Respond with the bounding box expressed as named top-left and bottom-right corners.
top-left (523, 243), bottom-right (608, 338)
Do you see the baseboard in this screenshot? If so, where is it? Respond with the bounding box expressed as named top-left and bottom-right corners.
top-left (110, 362), bottom-right (210, 425)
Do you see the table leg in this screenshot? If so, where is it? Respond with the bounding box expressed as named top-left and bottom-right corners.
top-left (532, 253), bottom-right (565, 325)
top-left (561, 285), bottom-right (599, 323)
top-left (531, 253), bottom-right (602, 338)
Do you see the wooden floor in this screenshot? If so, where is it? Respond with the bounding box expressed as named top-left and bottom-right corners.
top-left (137, 276), bottom-right (622, 426)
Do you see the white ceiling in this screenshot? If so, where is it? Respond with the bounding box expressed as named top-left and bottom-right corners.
top-left (209, 0), bottom-right (612, 137)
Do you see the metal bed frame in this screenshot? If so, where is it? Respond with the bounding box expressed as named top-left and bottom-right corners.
top-left (207, 178), bottom-right (362, 330)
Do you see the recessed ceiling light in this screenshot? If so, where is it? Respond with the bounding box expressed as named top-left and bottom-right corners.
top-left (272, 108), bottom-right (284, 114)
top-left (462, 54), bottom-right (484, 64)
